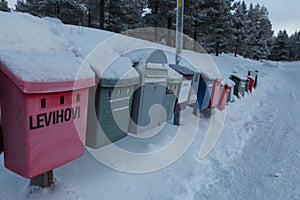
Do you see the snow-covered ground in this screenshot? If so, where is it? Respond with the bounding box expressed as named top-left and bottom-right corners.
top-left (1, 12), bottom-right (300, 199)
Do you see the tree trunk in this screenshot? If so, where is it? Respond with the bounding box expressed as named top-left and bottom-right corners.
top-left (154, 0), bottom-right (158, 42)
top-left (215, 41), bottom-right (220, 56)
top-left (56, 0), bottom-right (60, 18)
top-left (234, 43), bottom-right (238, 57)
top-left (99, 0), bottom-right (105, 29)
top-left (193, 20), bottom-right (198, 51)
top-left (167, 15), bottom-right (172, 46)
top-left (88, 9), bottom-right (91, 27)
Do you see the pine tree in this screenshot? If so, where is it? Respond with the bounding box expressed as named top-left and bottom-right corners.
top-left (16, 0), bottom-right (39, 15)
top-left (107, 0), bottom-right (146, 33)
top-left (198, 0), bottom-right (234, 56)
top-left (244, 4), bottom-right (273, 60)
top-left (0, 0), bottom-right (10, 12)
top-left (143, 0), bottom-right (176, 29)
top-left (289, 31), bottom-right (300, 61)
top-left (57, 0), bottom-right (88, 26)
top-left (17, 0), bottom-right (88, 26)
top-left (232, 1), bottom-right (248, 57)
top-left (86, 0), bottom-right (109, 29)
top-left (184, 0), bottom-right (203, 50)
top-left (270, 30), bottom-right (290, 61)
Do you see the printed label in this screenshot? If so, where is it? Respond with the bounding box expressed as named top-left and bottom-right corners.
top-left (29, 106), bottom-right (81, 130)
top-left (178, 80), bottom-right (192, 104)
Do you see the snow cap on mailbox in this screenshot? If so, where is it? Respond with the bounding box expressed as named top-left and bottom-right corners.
top-left (0, 12), bottom-right (94, 93)
top-left (97, 56), bottom-right (140, 87)
top-left (0, 12), bottom-right (94, 178)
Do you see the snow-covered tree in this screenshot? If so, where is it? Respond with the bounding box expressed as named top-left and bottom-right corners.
top-left (197, 0), bottom-right (234, 56)
top-left (107, 0), bottom-right (146, 33)
top-left (232, 1), bottom-right (249, 57)
top-left (17, 0), bottom-right (88, 26)
top-left (270, 30), bottom-right (290, 61)
top-left (183, 0), bottom-right (203, 50)
top-left (16, 0), bottom-right (39, 15)
top-left (244, 4), bottom-right (273, 60)
top-left (143, 0), bottom-right (176, 28)
top-left (289, 31), bottom-right (300, 61)
top-left (0, 0), bottom-right (10, 12)
top-left (86, 0), bottom-right (109, 29)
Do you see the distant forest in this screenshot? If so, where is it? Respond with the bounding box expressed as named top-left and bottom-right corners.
top-left (0, 0), bottom-right (299, 61)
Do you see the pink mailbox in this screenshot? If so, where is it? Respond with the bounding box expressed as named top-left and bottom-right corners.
top-left (217, 84), bottom-right (231, 110)
top-left (209, 78), bottom-right (223, 108)
top-left (0, 53), bottom-right (94, 178)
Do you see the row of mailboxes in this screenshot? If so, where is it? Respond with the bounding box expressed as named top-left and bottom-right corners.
top-left (230, 72), bottom-right (257, 98)
top-left (0, 47), bottom-right (259, 181)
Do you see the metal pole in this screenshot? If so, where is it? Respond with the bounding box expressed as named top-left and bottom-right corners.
top-left (175, 0), bottom-right (184, 64)
top-left (174, 0), bottom-right (184, 126)
top-left (30, 170), bottom-right (54, 188)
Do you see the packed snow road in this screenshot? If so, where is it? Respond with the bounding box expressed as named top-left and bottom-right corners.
top-left (201, 62), bottom-right (300, 200)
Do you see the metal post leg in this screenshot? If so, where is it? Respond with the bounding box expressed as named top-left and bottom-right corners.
top-left (30, 170), bottom-right (54, 188)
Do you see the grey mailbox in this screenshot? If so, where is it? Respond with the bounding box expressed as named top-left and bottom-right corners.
top-left (86, 57), bottom-right (139, 148)
top-left (226, 79), bottom-right (236, 102)
top-left (230, 74), bottom-right (247, 97)
top-left (129, 63), bottom-right (168, 135)
top-left (146, 50), bottom-right (182, 122)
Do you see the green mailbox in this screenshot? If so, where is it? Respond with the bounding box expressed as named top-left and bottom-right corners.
top-left (86, 57), bottom-right (139, 148)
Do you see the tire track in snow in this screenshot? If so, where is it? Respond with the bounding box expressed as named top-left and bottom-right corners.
top-left (197, 65), bottom-right (300, 199)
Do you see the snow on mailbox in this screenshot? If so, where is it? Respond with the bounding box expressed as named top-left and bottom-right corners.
top-left (0, 51), bottom-right (94, 178)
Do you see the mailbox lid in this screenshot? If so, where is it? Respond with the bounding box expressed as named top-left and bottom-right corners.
top-left (0, 51), bottom-right (95, 93)
top-left (98, 57), bottom-right (140, 87)
top-left (135, 63), bottom-right (168, 84)
top-left (166, 65), bottom-right (183, 84)
top-left (169, 64), bottom-right (194, 80)
top-left (230, 73), bottom-right (248, 81)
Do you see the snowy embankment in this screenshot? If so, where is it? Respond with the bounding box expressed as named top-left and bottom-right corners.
top-left (1, 12), bottom-right (299, 200)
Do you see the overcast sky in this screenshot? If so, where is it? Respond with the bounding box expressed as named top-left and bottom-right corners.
top-left (7, 0), bottom-right (300, 36)
top-left (244, 0), bottom-right (299, 35)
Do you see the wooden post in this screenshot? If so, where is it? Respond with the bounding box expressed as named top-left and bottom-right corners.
top-left (30, 170), bottom-right (54, 188)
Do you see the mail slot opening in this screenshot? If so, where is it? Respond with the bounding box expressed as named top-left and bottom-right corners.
top-left (76, 94), bottom-right (80, 102)
top-left (60, 96), bottom-right (64, 105)
top-left (41, 98), bottom-right (46, 108)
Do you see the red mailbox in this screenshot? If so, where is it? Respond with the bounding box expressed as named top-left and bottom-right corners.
top-left (217, 84), bottom-right (231, 110)
top-left (0, 58), bottom-right (94, 178)
top-left (209, 78), bottom-right (222, 108)
top-left (248, 76), bottom-right (255, 93)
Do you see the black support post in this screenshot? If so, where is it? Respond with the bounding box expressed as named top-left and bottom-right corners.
top-left (30, 170), bottom-right (54, 188)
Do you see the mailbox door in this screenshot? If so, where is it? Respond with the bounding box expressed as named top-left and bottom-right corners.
top-left (139, 83), bottom-right (165, 127)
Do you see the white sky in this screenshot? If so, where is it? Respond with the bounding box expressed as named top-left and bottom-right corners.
top-left (7, 0), bottom-right (300, 36)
